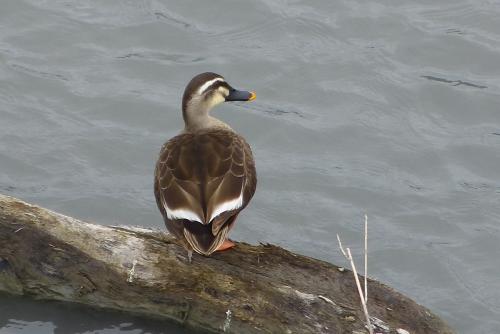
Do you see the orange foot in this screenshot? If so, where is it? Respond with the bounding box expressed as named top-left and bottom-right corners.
top-left (216, 239), bottom-right (235, 252)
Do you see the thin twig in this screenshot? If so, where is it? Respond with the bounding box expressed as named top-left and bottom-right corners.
top-left (346, 248), bottom-right (373, 334)
top-left (337, 219), bottom-right (374, 334)
top-left (336, 234), bottom-right (347, 258)
top-left (364, 214), bottom-right (368, 302)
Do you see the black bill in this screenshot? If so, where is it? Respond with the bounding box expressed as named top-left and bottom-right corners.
top-left (225, 88), bottom-right (256, 102)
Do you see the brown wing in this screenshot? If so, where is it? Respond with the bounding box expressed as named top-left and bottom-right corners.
top-left (154, 129), bottom-right (256, 249)
top-left (154, 133), bottom-right (204, 225)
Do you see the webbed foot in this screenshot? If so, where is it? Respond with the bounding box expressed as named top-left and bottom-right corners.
top-left (216, 239), bottom-right (235, 252)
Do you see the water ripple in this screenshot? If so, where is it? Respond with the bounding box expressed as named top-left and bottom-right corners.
top-left (421, 75), bottom-right (487, 89)
top-left (116, 51), bottom-right (204, 64)
top-left (8, 63), bottom-right (69, 82)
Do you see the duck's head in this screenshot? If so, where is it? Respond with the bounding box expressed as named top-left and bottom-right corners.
top-left (182, 72), bottom-right (256, 128)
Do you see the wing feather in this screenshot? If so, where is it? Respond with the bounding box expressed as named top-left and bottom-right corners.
top-left (154, 129), bottom-right (257, 253)
top-left (154, 134), bottom-right (206, 225)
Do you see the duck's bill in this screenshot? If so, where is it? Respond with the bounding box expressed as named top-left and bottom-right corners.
top-left (225, 89), bottom-right (256, 102)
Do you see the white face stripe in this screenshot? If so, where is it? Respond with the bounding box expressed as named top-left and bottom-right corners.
top-left (198, 77), bottom-right (225, 95)
top-left (162, 197), bottom-right (204, 223)
top-left (209, 192), bottom-right (244, 223)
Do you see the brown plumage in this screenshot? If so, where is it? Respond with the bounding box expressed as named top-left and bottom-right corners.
top-left (154, 73), bottom-right (257, 257)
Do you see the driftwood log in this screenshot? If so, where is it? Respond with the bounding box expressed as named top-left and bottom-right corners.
top-left (0, 194), bottom-right (453, 334)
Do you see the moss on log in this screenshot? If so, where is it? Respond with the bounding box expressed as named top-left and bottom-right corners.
top-left (0, 194), bottom-right (453, 334)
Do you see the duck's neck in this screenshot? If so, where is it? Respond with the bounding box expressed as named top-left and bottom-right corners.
top-left (182, 99), bottom-right (232, 132)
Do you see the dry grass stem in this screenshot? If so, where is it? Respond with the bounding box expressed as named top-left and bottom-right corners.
top-left (364, 214), bottom-right (368, 302)
top-left (337, 214), bottom-right (374, 334)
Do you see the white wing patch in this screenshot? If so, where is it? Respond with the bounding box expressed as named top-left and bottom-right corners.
top-left (209, 192), bottom-right (244, 223)
top-left (161, 197), bottom-right (203, 223)
top-left (198, 77), bottom-right (224, 94)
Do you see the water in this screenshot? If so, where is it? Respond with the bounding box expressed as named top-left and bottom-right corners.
top-left (0, 293), bottom-right (190, 334)
top-left (1, 0), bottom-right (499, 333)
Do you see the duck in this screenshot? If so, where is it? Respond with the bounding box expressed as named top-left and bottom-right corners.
top-left (154, 72), bottom-right (257, 261)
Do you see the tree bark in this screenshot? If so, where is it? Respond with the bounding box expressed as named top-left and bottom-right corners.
top-left (0, 194), bottom-right (454, 334)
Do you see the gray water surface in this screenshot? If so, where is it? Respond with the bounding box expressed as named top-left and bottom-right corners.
top-left (1, 0), bottom-right (500, 333)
